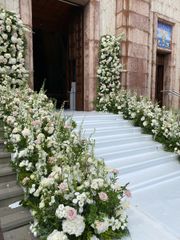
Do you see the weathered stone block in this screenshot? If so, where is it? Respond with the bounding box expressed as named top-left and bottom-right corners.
top-left (127, 72), bottom-right (148, 94)
top-left (129, 0), bottom-right (150, 17)
top-left (127, 57), bottom-right (148, 73)
top-left (116, 27), bottom-right (127, 39)
top-left (116, 0), bottom-right (123, 13)
top-left (128, 28), bottom-right (149, 46)
top-left (129, 12), bottom-right (150, 32)
top-left (116, 12), bottom-right (123, 29)
top-left (128, 42), bottom-right (148, 59)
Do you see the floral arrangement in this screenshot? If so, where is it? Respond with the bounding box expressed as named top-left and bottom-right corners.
top-left (0, 8), bottom-right (28, 86)
top-left (114, 90), bottom-right (180, 156)
top-left (96, 35), bottom-right (124, 113)
top-left (0, 84), bottom-right (130, 240)
top-left (0, 8), bottom-right (130, 240)
top-left (96, 35), bottom-right (180, 157)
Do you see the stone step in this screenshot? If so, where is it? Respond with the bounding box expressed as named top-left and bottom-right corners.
top-left (97, 143), bottom-right (163, 159)
top-left (92, 131), bottom-right (148, 143)
top-left (75, 119), bottom-right (131, 127)
top-left (0, 152), bottom-right (11, 164)
top-left (119, 160), bottom-right (180, 191)
top-left (95, 134), bottom-right (152, 148)
top-left (83, 126), bottom-right (141, 139)
top-left (105, 151), bottom-right (177, 174)
top-left (0, 181), bottom-right (23, 207)
top-left (0, 163), bottom-right (16, 183)
top-left (95, 140), bottom-right (160, 155)
top-left (0, 131), bottom-right (4, 139)
top-left (0, 206), bottom-right (32, 232)
top-left (68, 112), bottom-right (120, 119)
top-left (3, 225), bottom-right (35, 240)
top-left (0, 139), bottom-right (4, 148)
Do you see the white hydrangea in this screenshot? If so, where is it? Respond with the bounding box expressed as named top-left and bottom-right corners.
top-left (62, 215), bottom-right (85, 237)
top-left (90, 235), bottom-right (99, 240)
top-left (47, 230), bottom-right (68, 240)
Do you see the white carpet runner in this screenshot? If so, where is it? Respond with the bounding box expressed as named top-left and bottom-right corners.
top-left (67, 111), bottom-right (180, 240)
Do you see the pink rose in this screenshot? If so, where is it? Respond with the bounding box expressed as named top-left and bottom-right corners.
top-left (32, 120), bottom-right (41, 126)
top-left (48, 157), bottom-right (56, 164)
top-left (64, 123), bottom-right (71, 129)
top-left (125, 190), bottom-right (132, 198)
top-left (58, 182), bottom-right (68, 192)
top-left (66, 207), bottom-right (77, 220)
top-left (98, 192), bottom-right (108, 201)
top-left (112, 168), bottom-right (119, 174)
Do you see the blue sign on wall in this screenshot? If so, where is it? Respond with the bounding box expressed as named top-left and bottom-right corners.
top-left (157, 22), bottom-right (173, 49)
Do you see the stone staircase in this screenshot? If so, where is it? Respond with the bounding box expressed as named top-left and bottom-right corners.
top-left (69, 111), bottom-right (180, 240)
top-left (0, 128), bottom-right (33, 240)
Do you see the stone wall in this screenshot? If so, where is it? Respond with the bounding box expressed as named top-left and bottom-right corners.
top-left (116, 0), bottom-right (180, 108)
top-left (0, 0), bottom-right (19, 14)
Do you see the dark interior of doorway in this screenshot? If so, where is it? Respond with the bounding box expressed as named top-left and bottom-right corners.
top-left (32, 0), bottom-right (83, 109)
top-left (156, 54), bottom-right (164, 107)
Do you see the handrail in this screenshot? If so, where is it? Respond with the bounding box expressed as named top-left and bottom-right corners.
top-left (161, 89), bottom-right (180, 98)
top-left (161, 89), bottom-right (180, 124)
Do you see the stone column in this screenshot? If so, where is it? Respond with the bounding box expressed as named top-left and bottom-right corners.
top-left (116, 0), bottom-right (151, 96)
top-left (19, 0), bottom-right (33, 89)
top-left (84, 0), bottom-right (100, 111)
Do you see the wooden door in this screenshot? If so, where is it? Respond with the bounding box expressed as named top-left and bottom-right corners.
top-left (68, 8), bottom-right (84, 110)
top-left (155, 54), bottom-right (164, 107)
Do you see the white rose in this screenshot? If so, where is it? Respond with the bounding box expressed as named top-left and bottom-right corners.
top-left (11, 36), bottom-right (18, 43)
top-left (6, 25), bottom-right (11, 32)
top-left (22, 128), bottom-right (31, 137)
top-left (9, 58), bottom-right (16, 65)
top-left (0, 56), bottom-right (4, 63)
top-left (4, 53), bottom-right (11, 59)
top-left (94, 219), bottom-right (109, 234)
top-left (2, 33), bottom-right (8, 40)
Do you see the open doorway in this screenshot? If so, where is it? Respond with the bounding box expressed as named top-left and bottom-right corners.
top-left (155, 54), bottom-right (164, 107)
top-left (32, 0), bottom-right (84, 110)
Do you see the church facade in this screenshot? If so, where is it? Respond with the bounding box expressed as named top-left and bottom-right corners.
top-left (0, 0), bottom-right (179, 110)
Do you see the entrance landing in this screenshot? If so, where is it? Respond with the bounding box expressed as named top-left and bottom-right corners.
top-left (67, 111), bottom-right (180, 240)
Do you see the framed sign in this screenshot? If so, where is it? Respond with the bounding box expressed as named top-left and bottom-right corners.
top-left (157, 22), bottom-right (173, 50)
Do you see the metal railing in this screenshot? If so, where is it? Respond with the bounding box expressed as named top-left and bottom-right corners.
top-left (161, 89), bottom-right (180, 124)
top-left (161, 89), bottom-right (180, 98)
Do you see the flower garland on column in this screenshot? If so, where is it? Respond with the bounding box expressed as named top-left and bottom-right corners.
top-left (0, 8), bottom-right (28, 86)
top-left (96, 35), bottom-right (124, 112)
